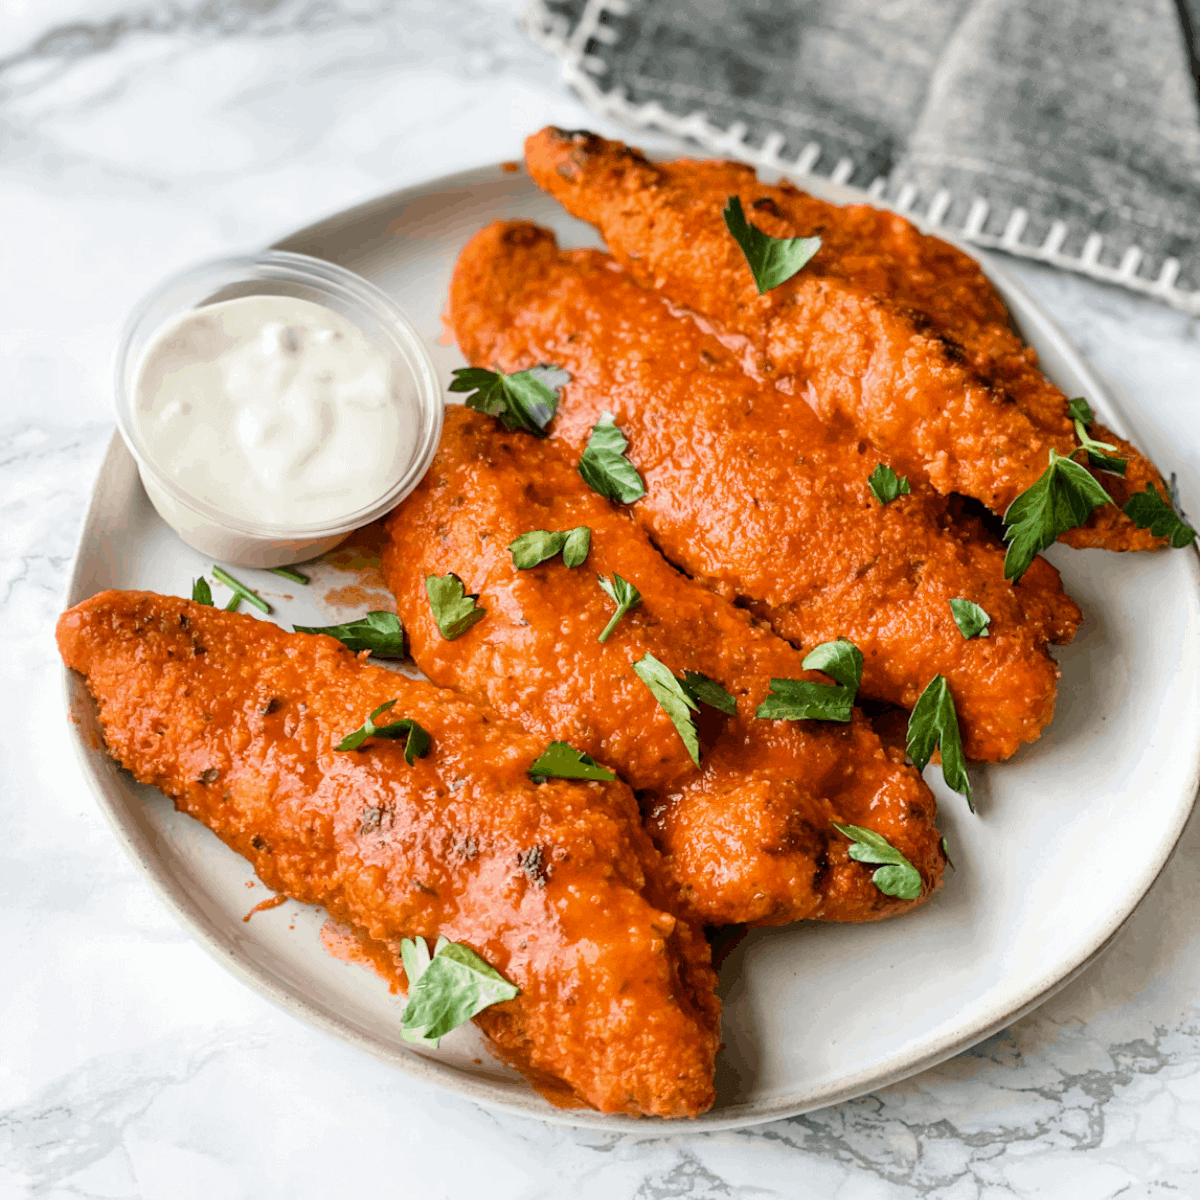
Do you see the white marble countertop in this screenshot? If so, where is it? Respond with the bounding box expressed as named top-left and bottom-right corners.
top-left (5, 3), bottom-right (1200, 1196)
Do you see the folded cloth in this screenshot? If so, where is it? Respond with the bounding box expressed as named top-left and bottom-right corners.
top-left (524, 0), bottom-right (1200, 312)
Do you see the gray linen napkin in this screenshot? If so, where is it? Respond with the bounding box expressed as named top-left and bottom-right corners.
top-left (524, 0), bottom-right (1200, 313)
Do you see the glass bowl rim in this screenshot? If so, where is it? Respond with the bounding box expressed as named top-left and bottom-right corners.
top-left (112, 249), bottom-right (443, 538)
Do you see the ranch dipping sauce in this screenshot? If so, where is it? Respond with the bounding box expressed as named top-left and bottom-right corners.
top-left (132, 295), bottom-right (419, 528)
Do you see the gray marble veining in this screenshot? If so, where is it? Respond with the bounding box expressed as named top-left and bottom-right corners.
top-left (4, 2), bottom-right (1200, 1196)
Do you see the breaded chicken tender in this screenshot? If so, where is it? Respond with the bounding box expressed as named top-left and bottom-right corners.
top-left (446, 221), bottom-right (1082, 763)
top-left (384, 408), bottom-right (946, 926)
top-left (525, 128), bottom-right (1169, 552)
top-left (57, 591), bottom-right (720, 1117)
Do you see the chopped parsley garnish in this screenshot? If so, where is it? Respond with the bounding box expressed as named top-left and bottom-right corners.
top-left (755, 639), bottom-right (863, 722)
top-left (1067, 397), bottom-right (1093, 425)
top-left (192, 577), bottom-right (214, 606)
top-left (1123, 482), bottom-right (1197, 547)
top-left (803, 640), bottom-right (864, 691)
top-left (680, 671), bottom-right (738, 716)
top-left (425, 573), bottom-right (486, 640)
top-left (509, 526), bottom-right (591, 570)
top-left (212, 565), bottom-right (270, 614)
top-left (867, 464), bottom-right (911, 505)
top-left (597, 572), bottom-right (642, 642)
top-left (1067, 397), bottom-right (1126, 475)
top-left (948, 599), bottom-right (991, 639)
top-left (294, 611), bottom-right (407, 658)
top-left (832, 822), bottom-right (923, 900)
top-left (722, 195), bottom-right (822, 293)
top-left (335, 700), bottom-right (431, 763)
top-left (269, 566), bottom-right (308, 584)
top-left (906, 675), bottom-right (972, 809)
top-left (560, 526), bottom-right (592, 567)
top-left (578, 412), bottom-right (646, 504)
top-left (632, 652), bottom-right (701, 766)
top-left (529, 741), bottom-right (615, 782)
top-left (449, 365), bottom-right (568, 437)
top-left (399, 936), bottom-right (519, 1047)
top-left (1002, 449), bottom-right (1111, 583)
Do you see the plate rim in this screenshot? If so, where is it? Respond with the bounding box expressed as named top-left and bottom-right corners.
top-left (62, 160), bottom-right (1200, 1131)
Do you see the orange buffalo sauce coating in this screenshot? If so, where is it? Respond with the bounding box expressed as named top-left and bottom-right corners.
top-left (447, 221), bottom-right (1082, 763)
top-left (384, 408), bottom-right (945, 926)
top-left (525, 128), bottom-right (1169, 550)
top-left (57, 591), bottom-right (720, 1117)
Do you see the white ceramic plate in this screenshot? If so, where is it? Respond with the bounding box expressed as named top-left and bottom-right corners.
top-left (63, 163), bottom-right (1200, 1130)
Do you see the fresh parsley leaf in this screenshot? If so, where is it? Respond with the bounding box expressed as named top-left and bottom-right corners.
top-left (757, 679), bottom-right (854, 722)
top-left (722, 195), bottom-right (822, 294)
top-left (578, 412), bottom-right (646, 504)
top-left (597, 572), bottom-right (642, 642)
top-left (1076, 429), bottom-right (1126, 475)
top-left (509, 526), bottom-right (591, 570)
top-left (948, 598), bottom-right (991, 639)
top-left (832, 822), bottom-right (922, 900)
top-left (398, 937), bottom-right (441, 1046)
top-left (942, 835), bottom-right (955, 871)
top-left (192, 577), bottom-right (213, 606)
top-left (1170, 471), bottom-right (1184, 514)
top-left (1002, 449), bottom-right (1112, 582)
top-left (211, 565), bottom-right (270, 614)
top-left (1065, 397), bottom-right (1125, 474)
top-left (448, 365), bottom-right (567, 437)
top-left (1067, 397), bottom-right (1094, 425)
top-left (1123, 482), bottom-right (1197, 548)
top-left (801, 639), bottom-right (864, 691)
top-left (906, 675), bottom-right (972, 809)
top-left (632, 652), bottom-right (701, 766)
top-left (399, 936), bottom-right (519, 1047)
top-left (528, 740), bottom-right (616, 782)
top-left (425, 573), bottom-right (486, 640)
top-left (867, 464), bottom-right (911, 505)
top-left (755, 639), bottom-right (862, 722)
top-left (680, 671), bottom-right (738, 716)
top-left (294, 611), bottom-right (407, 658)
top-left (510, 529), bottom-right (565, 569)
top-left (561, 526), bottom-right (591, 568)
top-left (269, 566), bottom-right (308, 584)
top-left (335, 699), bottom-right (432, 763)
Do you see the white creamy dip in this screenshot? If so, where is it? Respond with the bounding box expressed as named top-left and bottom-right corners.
top-left (131, 295), bottom-right (417, 528)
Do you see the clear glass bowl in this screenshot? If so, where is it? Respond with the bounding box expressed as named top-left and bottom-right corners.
top-left (113, 250), bottom-right (443, 567)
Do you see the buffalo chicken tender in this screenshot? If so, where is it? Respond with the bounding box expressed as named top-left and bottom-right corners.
top-left (446, 221), bottom-right (1082, 763)
top-left (525, 127), bottom-right (1169, 551)
top-left (57, 591), bottom-right (720, 1118)
top-left (383, 408), bottom-right (946, 926)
